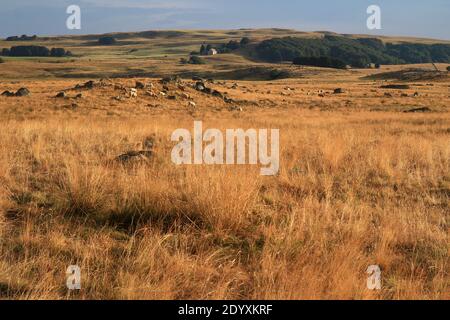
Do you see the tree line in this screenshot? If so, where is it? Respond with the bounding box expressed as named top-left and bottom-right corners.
top-left (5, 34), bottom-right (38, 41)
top-left (0, 46), bottom-right (72, 57)
top-left (254, 35), bottom-right (450, 68)
top-left (194, 37), bottom-right (251, 55)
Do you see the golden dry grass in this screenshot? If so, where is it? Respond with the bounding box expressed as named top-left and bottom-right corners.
top-left (0, 66), bottom-right (449, 300)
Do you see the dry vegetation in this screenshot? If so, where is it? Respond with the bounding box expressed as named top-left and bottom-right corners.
top-left (0, 30), bottom-right (449, 300)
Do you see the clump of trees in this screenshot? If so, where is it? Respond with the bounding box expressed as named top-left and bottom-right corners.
top-left (199, 44), bottom-right (212, 55)
top-left (447, 66), bottom-right (450, 71)
top-left (50, 48), bottom-right (69, 57)
top-left (293, 56), bottom-right (346, 69)
top-left (0, 46), bottom-right (71, 57)
top-left (98, 36), bottom-right (116, 45)
top-left (9, 46), bottom-right (50, 57)
top-left (0, 58), bottom-right (4, 63)
top-left (254, 35), bottom-right (450, 67)
top-left (240, 37), bottom-right (251, 46)
top-left (198, 38), bottom-right (252, 55)
top-left (6, 35), bottom-right (37, 41)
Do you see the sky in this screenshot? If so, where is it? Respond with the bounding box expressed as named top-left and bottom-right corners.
top-left (1, 0), bottom-right (449, 40)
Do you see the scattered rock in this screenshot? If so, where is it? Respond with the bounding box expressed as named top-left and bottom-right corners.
top-left (193, 80), bottom-right (221, 97)
top-left (75, 80), bottom-right (95, 90)
top-left (212, 90), bottom-right (223, 98)
top-left (187, 101), bottom-right (196, 108)
top-left (195, 81), bottom-right (206, 91)
top-left (75, 93), bottom-right (83, 99)
top-left (84, 81), bottom-right (95, 89)
top-left (333, 88), bottom-right (344, 94)
top-left (130, 88), bottom-right (138, 98)
top-left (167, 95), bottom-right (177, 100)
top-left (384, 92), bottom-right (393, 97)
top-left (135, 81), bottom-right (146, 89)
top-left (1, 90), bottom-right (15, 97)
top-left (413, 92), bottom-right (419, 97)
top-left (56, 92), bottom-right (66, 98)
top-left (229, 105), bottom-right (243, 112)
top-left (99, 78), bottom-right (112, 86)
top-left (114, 84), bottom-right (126, 91)
top-left (15, 88), bottom-right (30, 97)
top-left (203, 87), bottom-right (212, 94)
top-left (224, 97), bottom-right (234, 104)
top-left (401, 93), bottom-right (408, 97)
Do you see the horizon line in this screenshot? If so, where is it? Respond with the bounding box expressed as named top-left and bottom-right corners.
top-left (2, 27), bottom-right (449, 42)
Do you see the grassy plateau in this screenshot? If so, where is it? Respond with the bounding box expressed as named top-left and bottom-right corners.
top-left (0, 29), bottom-right (448, 299)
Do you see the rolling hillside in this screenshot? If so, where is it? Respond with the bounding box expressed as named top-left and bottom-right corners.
top-left (1, 29), bottom-right (449, 80)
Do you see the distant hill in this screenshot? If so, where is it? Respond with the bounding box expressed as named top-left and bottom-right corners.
top-left (10, 28), bottom-right (449, 44)
top-left (0, 28), bottom-right (448, 80)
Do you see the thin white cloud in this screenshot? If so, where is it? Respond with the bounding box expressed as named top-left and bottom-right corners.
top-left (79, 0), bottom-right (204, 10)
top-left (1, 0), bottom-right (207, 10)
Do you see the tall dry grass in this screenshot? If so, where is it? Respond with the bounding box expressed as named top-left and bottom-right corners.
top-left (0, 109), bottom-right (448, 299)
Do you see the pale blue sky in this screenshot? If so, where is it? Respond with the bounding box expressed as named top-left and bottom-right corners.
top-left (1, 0), bottom-right (449, 40)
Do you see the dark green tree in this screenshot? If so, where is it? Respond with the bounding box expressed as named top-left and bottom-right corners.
top-left (240, 37), bottom-right (251, 46)
top-left (98, 36), bottom-right (116, 45)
